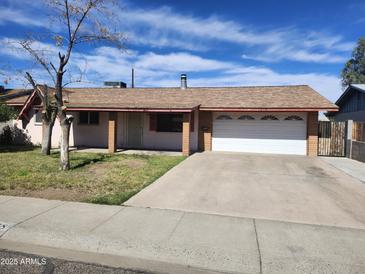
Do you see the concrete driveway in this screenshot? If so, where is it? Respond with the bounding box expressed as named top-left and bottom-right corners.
top-left (126, 152), bottom-right (365, 229)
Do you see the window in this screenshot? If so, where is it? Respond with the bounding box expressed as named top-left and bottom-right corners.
top-left (34, 110), bottom-right (42, 124)
top-left (89, 112), bottom-right (99, 124)
top-left (216, 115), bottom-right (233, 120)
top-left (261, 115), bottom-right (279, 120)
top-left (284, 115), bottom-right (303, 121)
top-left (238, 115), bottom-right (255, 120)
top-left (156, 113), bottom-right (183, 132)
top-left (79, 112), bottom-right (99, 125)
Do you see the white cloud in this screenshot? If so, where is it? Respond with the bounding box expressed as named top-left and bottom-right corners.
top-left (118, 5), bottom-right (353, 63)
top-left (0, 8), bottom-right (47, 27)
top-left (1, 43), bottom-right (342, 102)
top-left (121, 6), bottom-right (280, 46)
top-left (124, 31), bottom-right (209, 52)
top-left (134, 52), bottom-right (235, 72)
top-left (0, 38), bottom-right (61, 61)
top-left (242, 44), bottom-right (348, 63)
top-left (67, 46), bottom-right (342, 102)
top-left (0, 2), bottom-right (354, 64)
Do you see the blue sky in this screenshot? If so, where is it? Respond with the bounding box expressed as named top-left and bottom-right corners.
top-left (0, 0), bottom-right (364, 102)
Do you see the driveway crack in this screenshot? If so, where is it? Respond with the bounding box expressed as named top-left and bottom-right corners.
top-left (253, 219), bottom-right (263, 274)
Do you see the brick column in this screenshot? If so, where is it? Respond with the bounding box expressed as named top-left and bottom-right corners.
top-left (307, 111), bottom-right (318, 156)
top-left (108, 112), bottom-right (117, 153)
top-left (182, 113), bottom-right (191, 156)
top-left (198, 111), bottom-right (212, 151)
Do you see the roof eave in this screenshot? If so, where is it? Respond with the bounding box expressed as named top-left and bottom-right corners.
top-left (199, 107), bottom-right (339, 112)
top-left (4, 102), bottom-right (25, 106)
top-left (66, 106), bottom-right (199, 113)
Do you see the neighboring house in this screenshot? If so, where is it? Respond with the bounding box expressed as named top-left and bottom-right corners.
top-left (0, 86), bottom-right (33, 112)
top-left (4, 75), bottom-right (337, 156)
top-left (327, 84), bottom-right (365, 122)
top-left (0, 87), bottom-right (33, 145)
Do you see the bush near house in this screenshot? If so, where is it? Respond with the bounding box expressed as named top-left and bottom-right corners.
top-left (0, 147), bottom-right (185, 205)
top-left (0, 104), bottom-right (31, 146)
top-left (0, 103), bottom-right (16, 122)
top-left (0, 125), bottom-right (32, 146)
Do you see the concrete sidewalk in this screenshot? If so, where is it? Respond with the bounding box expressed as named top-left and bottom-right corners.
top-left (1, 196), bottom-right (365, 273)
top-left (321, 156), bottom-right (365, 183)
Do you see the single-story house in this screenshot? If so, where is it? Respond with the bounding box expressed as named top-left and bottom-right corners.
top-left (4, 75), bottom-right (337, 156)
top-left (326, 84), bottom-right (365, 122)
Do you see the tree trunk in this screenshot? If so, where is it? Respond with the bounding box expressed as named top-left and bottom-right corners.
top-left (59, 115), bottom-right (73, 171)
top-left (41, 122), bottom-right (53, 155)
top-left (41, 111), bottom-right (57, 155)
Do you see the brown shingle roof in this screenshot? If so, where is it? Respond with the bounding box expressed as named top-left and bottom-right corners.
top-left (63, 87), bottom-right (200, 109)
top-left (6, 85), bottom-right (338, 111)
top-left (61, 85), bottom-right (337, 110)
top-left (1, 89), bottom-right (33, 105)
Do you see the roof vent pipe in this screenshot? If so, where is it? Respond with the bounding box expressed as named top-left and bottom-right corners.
top-left (131, 68), bottom-right (135, 88)
top-left (180, 74), bottom-right (187, 90)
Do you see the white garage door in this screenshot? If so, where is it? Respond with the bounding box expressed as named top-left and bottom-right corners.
top-left (212, 113), bottom-right (307, 155)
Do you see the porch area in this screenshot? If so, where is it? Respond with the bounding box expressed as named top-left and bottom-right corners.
top-left (68, 147), bottom-right (183, 156)
top-left (70, 110), bottom-right (199, 156)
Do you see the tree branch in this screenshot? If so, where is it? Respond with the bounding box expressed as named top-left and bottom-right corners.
top-left (20, 40), bottom-right (56, 84)
top-left (65, 0), bottom-right (72, 42)
top-left (63, 0), bottom-right (97, 66)
top-left (25, 72), bottom-right (46, 107)
top-left (25, 72), bottom-right (37, 89)
top-left (50, 62), bottom-right (57, 73)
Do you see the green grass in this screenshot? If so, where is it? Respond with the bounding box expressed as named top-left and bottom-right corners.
top-left (0, 146), bottom-right (185, 205)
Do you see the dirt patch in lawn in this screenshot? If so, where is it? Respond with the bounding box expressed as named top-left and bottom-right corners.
top-left (87, 162), bottom-right (113, 177)
top-left (122, 158), bottom-right (147, 169)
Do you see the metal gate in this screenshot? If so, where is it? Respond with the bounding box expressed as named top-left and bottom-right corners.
top-left (318, 121), bottom-right (346, 157)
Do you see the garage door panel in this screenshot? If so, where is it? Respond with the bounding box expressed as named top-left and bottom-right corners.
top-left (212, 114), bottom-right (307, 155)
top-left (213, 138), bottom-right (306, 155)
top-left (213, 122), bottom-right (305, 139)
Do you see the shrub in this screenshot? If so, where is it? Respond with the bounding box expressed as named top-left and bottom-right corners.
top-left (0, 104), bottom-right (16, 122)
top-left (0, 124), bottom-right (31, 146)
top-left (0, 125), bottom-right (13, 145)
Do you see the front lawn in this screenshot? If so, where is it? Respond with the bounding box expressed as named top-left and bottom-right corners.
top-left (0, 146), bottom-right (185, 205)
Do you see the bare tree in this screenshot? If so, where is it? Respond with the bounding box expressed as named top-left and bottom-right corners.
top-left (25, 73), bottom-right (57, 155)
top-left (19, 0), bottom-right (125, 170)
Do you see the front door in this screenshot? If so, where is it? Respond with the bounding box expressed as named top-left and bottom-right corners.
top-left (127, 113), bottom-right (143, 148)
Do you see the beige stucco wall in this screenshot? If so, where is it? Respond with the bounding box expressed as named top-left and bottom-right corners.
top-left (18, 108), bottom-right (75, 148)
top-left (71, 111), bottom-right (108, 147)
top-left (142, 110), bottom-right (199, 151)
